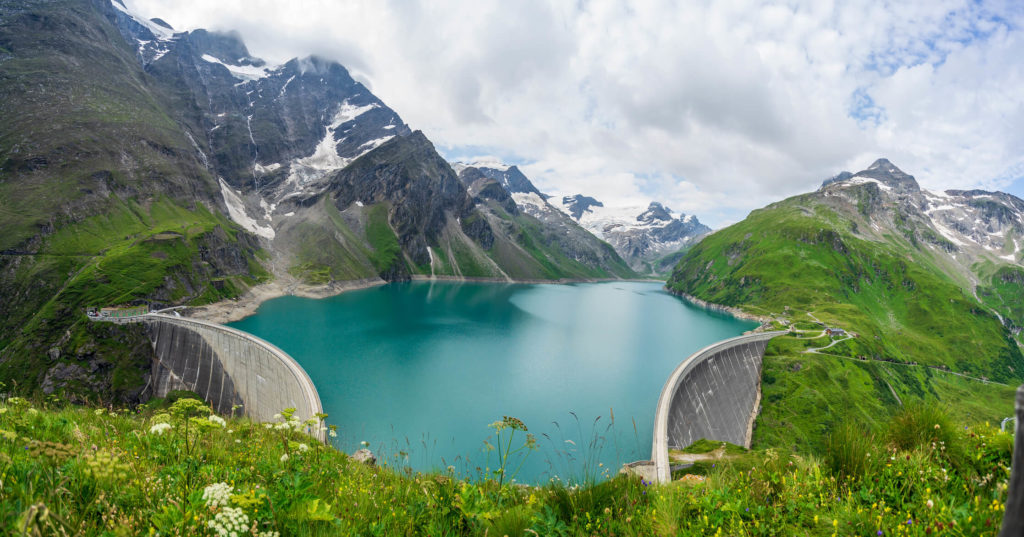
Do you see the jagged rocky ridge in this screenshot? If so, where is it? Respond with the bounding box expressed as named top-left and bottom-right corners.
top-left (451, 162), bottom-right (635, 278)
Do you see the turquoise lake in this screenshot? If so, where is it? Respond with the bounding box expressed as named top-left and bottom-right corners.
top-left (228, 281), bottom-right (756, 483)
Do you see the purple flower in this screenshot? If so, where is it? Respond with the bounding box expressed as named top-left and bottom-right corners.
top-left (906, 519), bottom-right (912, 525)
top-left (877, 531), bottom-right (883, 536)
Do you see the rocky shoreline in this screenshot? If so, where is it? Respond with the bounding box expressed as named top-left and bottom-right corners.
top-left (185, 277), bottom-right (387, 324)
top-left (665, 288), bottom-right (773, 328)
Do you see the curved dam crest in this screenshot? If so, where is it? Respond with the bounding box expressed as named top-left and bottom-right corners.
top-left (143, 314), bottom-right (324, 441)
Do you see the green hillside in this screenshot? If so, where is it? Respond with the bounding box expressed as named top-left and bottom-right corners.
top-left (667, 193), bottom-right (1024, 451)
top-left (0, 395), bottom-right (1012, 536)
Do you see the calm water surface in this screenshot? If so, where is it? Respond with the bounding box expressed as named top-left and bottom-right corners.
top-left (228, 281), bottom-right (755, 483)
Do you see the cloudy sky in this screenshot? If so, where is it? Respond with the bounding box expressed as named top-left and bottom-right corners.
top-left (127, 0), bottom-right (1024, 227)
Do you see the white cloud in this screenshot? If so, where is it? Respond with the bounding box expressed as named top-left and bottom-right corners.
top-left (125, 0), bottom-right (1024, 227)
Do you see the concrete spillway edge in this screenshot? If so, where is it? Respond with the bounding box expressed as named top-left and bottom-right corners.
top-left (652, 330), bottom-right (787, 483)
top-left (146, 314), bottom-right (325, 442)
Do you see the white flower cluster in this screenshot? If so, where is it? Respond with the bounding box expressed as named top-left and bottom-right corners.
top-left (257, 531), bottom-right (280, 537)
top-left (149, 423), bottom-right (173, 435)
top-left (273, 416), bottom-right (303, 431)
top-left (297, 443), bottom-right (310, 452)
top-left (208, 415), bottom-right (227, 428)
top-left (202, 482), bottom-right (234, 509)
top-left (207, 506), bottom-right (249, 537)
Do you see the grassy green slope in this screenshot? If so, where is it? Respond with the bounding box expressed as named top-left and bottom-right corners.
top-left (667, 195), bottom-right (1024, 451)
top-left (0, 197), bottom-right (268, 401)
top-left (0, 398), bottom-right (1012, 535)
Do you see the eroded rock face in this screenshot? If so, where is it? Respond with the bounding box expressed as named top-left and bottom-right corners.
top-left (41, 363), bottom-right (101, 397)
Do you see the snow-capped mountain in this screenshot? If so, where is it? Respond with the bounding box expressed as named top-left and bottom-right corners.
top-left (450, 165), bottom-right (713, 274)
top-left (110, 0), bottom-right (411, 240)
top-left (818, 158), bottom-right (1024, 274)
top-left (98, 0), bottom-right (636, 282)
top-left (555, 197), bottom-right (711, 273)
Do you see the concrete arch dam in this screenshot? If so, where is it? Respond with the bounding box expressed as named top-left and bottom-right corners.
top-left (142, 314), bottom-right (324, 441)
top-left (652, 330), bottom-right (787, 482)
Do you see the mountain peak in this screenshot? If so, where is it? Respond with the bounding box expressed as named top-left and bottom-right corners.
top-left (867, 158), bottom-right (899, 172)
top-left (852, 158), bottom-right (919, 192)
top-left (561, 194), bottom-right (604, 220)
top-left (637, 202), bottom-right (673, 223)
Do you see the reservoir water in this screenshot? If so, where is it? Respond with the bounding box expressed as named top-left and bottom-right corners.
top-left (228, 281), bottom-right (756, 483)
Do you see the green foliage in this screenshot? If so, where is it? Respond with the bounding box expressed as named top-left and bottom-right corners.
top-left (885, 403), bottom-right (957, 452)
top-left (680, 438), bottom-right (748, 455)
top-left (824, 421), bottom-right (874, 482)
top-left (365, 203), bottom-right (402, 274)
top-left (755, 352), bottom-right (1015, 453)
top-left (485, 416), bottom-right (537, 487)
top-left (0, 401), bottom-right (1015, 535)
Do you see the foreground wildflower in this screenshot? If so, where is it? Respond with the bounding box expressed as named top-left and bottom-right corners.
top-left (149, 423), bottom-right (172, 435)
top-left (207, 506), bottom-right (249, 537)
top-left (203, 482), bottom-right (233, 509)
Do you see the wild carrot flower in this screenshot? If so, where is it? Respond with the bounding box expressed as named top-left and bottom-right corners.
top-left (149, 423), bottom-right (172, 435)
top-left (280, 453), bottom-right (289, 462)
top-left (207, 506), bottom-right (249, 537)
top-left (208, 415), bottom-right (227, 428)
top-left (202, 482), bottom-right (233, 509)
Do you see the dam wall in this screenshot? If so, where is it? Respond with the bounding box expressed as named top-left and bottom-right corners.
top-left (143, 314), bottom-right (324, 441)
top-left (652, 330), bottom-right (787, 482)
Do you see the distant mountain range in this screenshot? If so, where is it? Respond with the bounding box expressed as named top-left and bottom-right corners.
top-left (556, 196), bottom-right (711, 274)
